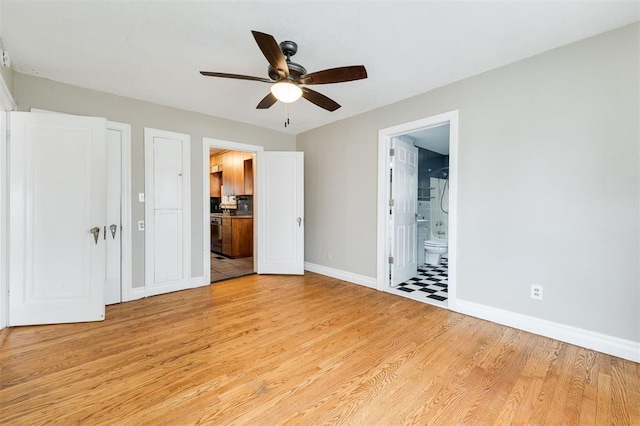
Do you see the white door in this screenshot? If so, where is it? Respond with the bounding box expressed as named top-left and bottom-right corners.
top-left (105, 126), bottom-right (123, 304)
top-left (30, 109), bottom-right (131, 305)
top-left (144, 128), bottom-right (191, 296)
top-left (256, 151), bottom-right (304, 274)
top-left (391, 137), bottom-right (418, 286)
top-left (9, 112), bottom-right (107, 325)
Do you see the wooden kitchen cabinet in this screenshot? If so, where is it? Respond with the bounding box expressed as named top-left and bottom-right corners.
top-left (210, 172), bottom-right (222, 197)
top-left (221, 151), bottom-right (254, 196)
top-left (222, 151), bottom-right (243, 196)
top-left (221, 217), bottom-right (253, 258)
top-left (209, 153), bottom-right (223, 197)
top-left (243, 157), bottom-right (253, 195)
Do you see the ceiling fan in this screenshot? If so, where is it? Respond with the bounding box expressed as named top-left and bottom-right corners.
top-left (200, 30), bottom-right (367, 112)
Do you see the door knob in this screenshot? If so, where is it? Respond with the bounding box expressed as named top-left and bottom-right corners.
top-left (297, 217), bottom-right (302, 227)
top-left (109, 224), bottom-right (118, 239)
top-left (90, 227), bottom-right (100, 244)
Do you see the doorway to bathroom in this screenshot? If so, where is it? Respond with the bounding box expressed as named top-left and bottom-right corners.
top-left (376, 110), bottom-right (459, 309)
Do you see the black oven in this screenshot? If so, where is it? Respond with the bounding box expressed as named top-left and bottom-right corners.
top-left (211, 216), bottom-right (222, 253)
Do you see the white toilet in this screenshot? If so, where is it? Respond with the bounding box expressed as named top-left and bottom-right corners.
top-left (424, 238), bottom-right (448, 265)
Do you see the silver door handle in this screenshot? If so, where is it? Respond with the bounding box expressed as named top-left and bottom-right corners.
top-left (109, 224), bottom-right (118, 239)
top-left (90, 227), bottom-right (100, 244)
top-left (297, 217), bottom-right (302, 227)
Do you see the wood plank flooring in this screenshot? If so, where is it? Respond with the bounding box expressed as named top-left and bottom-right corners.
top-left (1, 273), bottom-right (638, 425)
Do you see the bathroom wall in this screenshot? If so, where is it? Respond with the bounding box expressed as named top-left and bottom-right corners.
top-left (429, 177), bottom-right (449, 240)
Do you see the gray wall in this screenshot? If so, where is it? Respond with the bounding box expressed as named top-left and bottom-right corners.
top-left (0, 65), bottom-right (12, 97)
top-left (297, 23), bottom-right (639, 342)
top-left (13, 73), bottom-right (295, 287)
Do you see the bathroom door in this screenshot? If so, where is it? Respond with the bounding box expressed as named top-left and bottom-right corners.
top-left (391, 137), bottom-right (418, 286)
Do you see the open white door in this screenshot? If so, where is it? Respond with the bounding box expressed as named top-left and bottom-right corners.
top-left (391, 137), bottom-right (418, 286)
top-left (9, 112), bottom-right (107, 325)
top-left (256, 151), bottom-right (304, 274)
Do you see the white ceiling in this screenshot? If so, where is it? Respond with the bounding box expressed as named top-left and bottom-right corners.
top-left (0, 1), bottom-right (637, 135)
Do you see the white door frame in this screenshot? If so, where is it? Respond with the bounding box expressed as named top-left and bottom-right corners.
top-left (376, 110), bottom-right (459, 309)
top-left (0, 112), bottom-right (9, 330)
top-left (0, 78), bottom-right (17, 330)
top-left (106, 121), bottom-right (133, 302)
top-left (202, 137), bottom-right (263, 281)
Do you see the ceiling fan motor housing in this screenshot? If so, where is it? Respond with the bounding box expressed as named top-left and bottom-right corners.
top-left (267, 40), bottom-right (307, 81)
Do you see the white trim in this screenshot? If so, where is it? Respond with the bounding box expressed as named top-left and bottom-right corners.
top-left (127, 286), bottom-right (146, 302)
top-left (0, 67), bottom-right (12, 328)
top-left (305, 262), bottom-right (377, 289)
top-left (189, 276), bottom-right (209, 288)
top-left (0, 112), bottom-right (7, 330)
top-left (454, 299), bottom-right (640, 363)
top-left (202, 137), bottom-right (263, 280)
top-left (377, 110), bottom-right (460, 308)
top-left (144, 127), bottom-right (191, 296)
top-left (107, 121), bottom-right (133, 303)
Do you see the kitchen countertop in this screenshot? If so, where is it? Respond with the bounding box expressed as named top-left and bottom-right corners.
top-left (210, 213), bottom-right (253, 219)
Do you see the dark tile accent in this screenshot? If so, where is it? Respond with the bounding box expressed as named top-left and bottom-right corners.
top-left (396, 258), bottom-right (448, 303)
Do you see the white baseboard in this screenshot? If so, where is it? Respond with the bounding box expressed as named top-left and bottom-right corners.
top-left (304, 262), bottom-right (377, 289)
top-left (125, 286), bottom-right (145, 302)
top-left (124, 276), bottom-right (208, 302)
top-left (453, 299), bottom-right (640, 363)
top-left (189, 276), bottom-right (209, 288)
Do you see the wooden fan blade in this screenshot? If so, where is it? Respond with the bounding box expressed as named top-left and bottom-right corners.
top-left (257, 92), bottom-right (278, 109)
top-left (200, 71), bottom-right (272, 83)
top-left (301, 87), bottom-right (341, 112)
top-left (251, 30), bottom-right (289, 78)
top-left (301, 65), bottom-right (367, 85)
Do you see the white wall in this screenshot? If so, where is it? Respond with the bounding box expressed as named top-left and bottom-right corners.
top-left (13, 74), bottom-right (296, 288)
top-left (297, 23), bottom-right (639, 343)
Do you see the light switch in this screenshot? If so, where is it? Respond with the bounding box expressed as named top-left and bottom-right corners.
top-left (138, 193), bottom-right (145, 202)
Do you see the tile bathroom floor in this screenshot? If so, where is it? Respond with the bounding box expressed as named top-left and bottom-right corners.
top-left (210, 253), bottom-right (254, 283)
top-left (396, 258), bottom-right (448, 307)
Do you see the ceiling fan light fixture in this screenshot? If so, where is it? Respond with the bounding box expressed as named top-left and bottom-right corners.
top-left (270, 81), bottom-right (302, 103)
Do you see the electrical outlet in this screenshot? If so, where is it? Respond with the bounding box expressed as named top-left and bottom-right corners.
top-left (327, 252), bottom-right (332, 261)
top-left (138, 221), bottom-right (145, 231)
top-left (531, 284), bottom-right (543, 300)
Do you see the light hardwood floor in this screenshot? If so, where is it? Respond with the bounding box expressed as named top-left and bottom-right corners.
top-left (1, 273), bottom-right (638, 425)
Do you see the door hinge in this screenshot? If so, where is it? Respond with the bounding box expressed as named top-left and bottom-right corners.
top-left (389, 148), bottom-right (395, 156)
top-left (389, 199), bottom-right (394, 207)
top-left (388, 256), bottom-right (394, 265)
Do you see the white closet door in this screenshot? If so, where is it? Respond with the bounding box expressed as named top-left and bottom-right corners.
top-left (144, 128), bottom-right (191, 296)
top-left (391, 137), bottom-right (418, 286)
top-left (29, 109), bottom-right (131, 306)
top-left (105, 125), bottom-right (123, 304)
top-left (256, 151), bottom-right (304, 274)
top-left (9, 112), bottom-right (107, 325)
